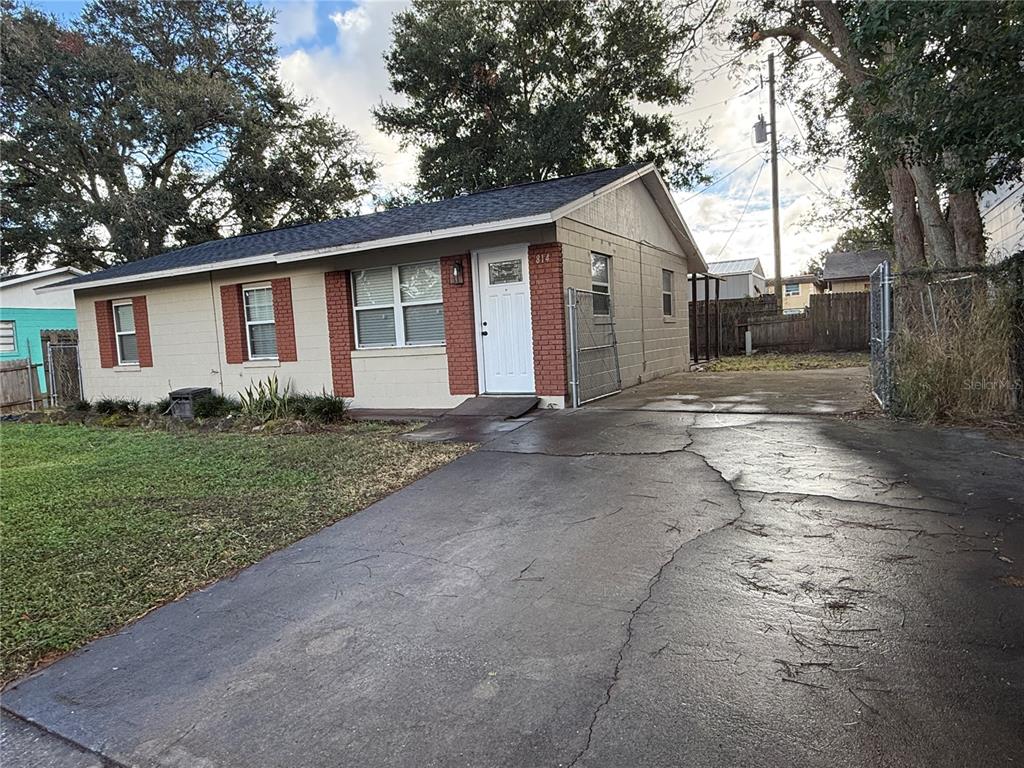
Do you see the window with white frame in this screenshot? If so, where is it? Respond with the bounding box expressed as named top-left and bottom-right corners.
top-left (662, 269), bottom-right (674, 317)
top-left (243, 284), bottom-right (278, 359)
top-left (591, 253), bottom-right (610, 315)
top-left (0, 320), bottom-right (15, 353)
top-left (112, 301), bottom-right (139, 364)
top-left (784, 283), bottom-right (800, 297)
top-left (352, 261), bottom-right (444, 348)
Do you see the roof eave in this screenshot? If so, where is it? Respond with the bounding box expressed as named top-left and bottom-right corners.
top-left (2, 266), bottom-right (86, 291)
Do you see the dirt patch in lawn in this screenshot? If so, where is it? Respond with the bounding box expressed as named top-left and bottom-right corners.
top-left (0, 421), bottom-right (470, 683)
top-left (706, 351), bottom-right (869, 372)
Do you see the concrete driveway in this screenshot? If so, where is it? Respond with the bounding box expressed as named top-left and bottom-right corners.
top-left (3, 372), bottom-right (1023, 767)
top-left (601, 366), bottom-right (874, 414)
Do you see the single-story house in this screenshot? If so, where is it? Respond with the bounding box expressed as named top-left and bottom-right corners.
top-left (823, 250), bottom-right (888, 293)
top-left (696, 258), bottom-right (766, 299)
top-left (1, 267), bottom-right (85, 394)
top-left (767, 273), bottom-right (823, 313)
top-left (45, 164), bottom-right (707, 410)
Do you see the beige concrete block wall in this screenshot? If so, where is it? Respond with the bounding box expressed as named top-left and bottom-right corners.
top-left (557, 180), bottom-right (692, 389)
top-left (76, 264), bottom-right (335, 402)
top-left (350, 348), bottom-right (466, 409)
top-left (74, 224), bottom-right (558, 408)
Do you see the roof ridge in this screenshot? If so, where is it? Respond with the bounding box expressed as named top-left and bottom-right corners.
top-left (137, 163), bottom-right (648, 257)
top-left (58, 162), bottom-right (652, 289)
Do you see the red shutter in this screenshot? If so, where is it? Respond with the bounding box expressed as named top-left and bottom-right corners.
top-left (220, 284), bottom-right (248, 364)
top-left (94, 299), bottom-right (117, 368)
top-left (131, 296), bottom-right (153, 367)
top-left (271, 277), bottom-right (297, 362)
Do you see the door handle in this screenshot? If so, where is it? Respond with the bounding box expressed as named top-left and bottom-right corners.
top-left (481, 330), bottom-right (488, 336)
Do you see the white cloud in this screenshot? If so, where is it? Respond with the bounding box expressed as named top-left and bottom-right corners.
top-left (274, 1), bottom-right (318, 47)
top-left (330, 7), bottom-right (371, 35)
top-left (278, 1), bottom-right (414, 188)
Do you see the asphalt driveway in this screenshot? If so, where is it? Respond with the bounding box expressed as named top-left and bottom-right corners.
top-left (3, 375), bottom-right (1023, 766)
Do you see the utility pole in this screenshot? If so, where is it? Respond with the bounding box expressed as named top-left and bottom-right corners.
top-left (768, 53), bottom-right (783, 310)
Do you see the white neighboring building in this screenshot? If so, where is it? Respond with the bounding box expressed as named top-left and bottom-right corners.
top-left (981, 182), bottom-right (1023, 261)
top-left (701, 258), bottom-right (767, 300)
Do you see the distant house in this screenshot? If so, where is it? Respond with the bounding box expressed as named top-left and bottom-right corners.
top-left (42, 164), bottom-right (707, 409)
top-left (767, 274), bottom-right (822, 314)
top-left (981, 182), bottom-right (1023, 261)
top-left (823, 250), bottom-right (888, 293)
top-left (0, 267), bottom-right (84, 394)
top-left (698, 258), bottom-right (767, 300)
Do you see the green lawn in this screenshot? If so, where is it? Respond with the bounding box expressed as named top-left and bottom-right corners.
top-left (0, 422), bottom-right (468, 682)
top-left (707, 351), bottom-right (870, 372)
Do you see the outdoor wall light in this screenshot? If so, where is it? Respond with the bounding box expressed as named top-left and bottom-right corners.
top-left (450, 259), bottom-right (465, 285)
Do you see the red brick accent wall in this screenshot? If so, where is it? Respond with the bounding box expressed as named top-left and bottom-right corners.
top-left (94, 299), bottom-right (117, 368)
top-left (440, 254), bottom-right (478, 395)
top-left (324, 271), bottom-right (356, 397)
top-left (130, 296), bottom-right (153, 367)
top-left (270, 277), bottom-right (298, 362)
top-left (528, 242), bottom-right (568, 397)
top-left (220, 284), bottom-right (248, 364)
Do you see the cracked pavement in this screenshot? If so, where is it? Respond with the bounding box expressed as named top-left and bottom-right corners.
top-left (3, 400), bottom-right (1023, 767)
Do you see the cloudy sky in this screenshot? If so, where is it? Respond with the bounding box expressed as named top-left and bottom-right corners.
top-left (40, 0), bottom-right (851, 278)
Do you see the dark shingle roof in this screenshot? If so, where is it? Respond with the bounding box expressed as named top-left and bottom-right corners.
top-left (823, 249), bottom-right (889, 281)
top-left (63, 164), bottom-right (646, 288)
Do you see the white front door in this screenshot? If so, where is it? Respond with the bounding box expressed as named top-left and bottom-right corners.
top-left (476, 245), bottom-right (535, 393)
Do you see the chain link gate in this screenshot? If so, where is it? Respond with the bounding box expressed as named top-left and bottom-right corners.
top-left (869, 260), bottom-right (893, 409)
top-left (45, 338), bottom-right (83, 406)
top-left (567, 287), bottom-right (622, 406)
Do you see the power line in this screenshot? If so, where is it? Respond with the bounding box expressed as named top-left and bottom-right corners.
top-left (717, 159), bottom-right (767, 258)
top-left (676, 85), bottom-right (758, 118)
top-left (779, 152), bottom-right (831, 198)
top-left (683, 152), bottom-right (765, 202)
top-left (783, 101), bottom-right (834, 195)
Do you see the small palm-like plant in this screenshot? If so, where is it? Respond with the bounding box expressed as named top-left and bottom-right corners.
top-left (238, 374), bottom-right (291, 421)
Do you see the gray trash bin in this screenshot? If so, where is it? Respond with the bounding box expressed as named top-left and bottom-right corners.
top-left (168, 387), bottom-right (212, 420)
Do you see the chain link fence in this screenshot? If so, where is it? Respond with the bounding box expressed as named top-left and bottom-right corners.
top-left (871, 252), bottom-right (1024, 420)
top-left (869, 261), bottom-right (894, 408)
top-left (567, 287), bottom-right (622, 406)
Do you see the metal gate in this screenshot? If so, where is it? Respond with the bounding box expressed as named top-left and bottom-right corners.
top-left (45, 339), bottom-right (83, 406)
top-left (567, 287), bottom-right (622, 406)
top-left (869, 260), bottom-right (893, 409)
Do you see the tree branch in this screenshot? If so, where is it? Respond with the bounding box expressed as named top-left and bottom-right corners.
top-left (752, 24), bottom-right (846, 74)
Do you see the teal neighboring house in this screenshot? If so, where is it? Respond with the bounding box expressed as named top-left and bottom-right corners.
top-left (0, 267), bottom-right (85, 394)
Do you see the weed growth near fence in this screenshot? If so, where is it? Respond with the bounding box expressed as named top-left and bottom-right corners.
top-left (888, 253), bottom-right (1023, 422)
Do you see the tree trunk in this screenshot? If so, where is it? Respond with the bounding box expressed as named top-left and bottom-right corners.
top-left (908, 163), bottom-right (956, 268)
top-left (884, 165), bottom-right (926, 271)
top-left (948, 190), bottom-right (986, 266)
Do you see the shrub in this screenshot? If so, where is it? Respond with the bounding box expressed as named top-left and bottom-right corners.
top-left (192, 393), bottom-right (235, 419)
top-left (298, 391), bottom-right (348, 423)
top-left (94, 398), bottom-right (141, 416)
top-left (151, 398), bottom-right (172, 416)
top-left (238, 374), bottom-right (291, 421)
top-left (68, 399), bottom-right (91, 412)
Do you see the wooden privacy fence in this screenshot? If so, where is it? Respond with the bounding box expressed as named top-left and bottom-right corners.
top-left (691, 292), bottom-right (869, 357)
top-left (0, 359), bottom-right (44, 410)
top-left (806, 292), bottom-right (870, 351)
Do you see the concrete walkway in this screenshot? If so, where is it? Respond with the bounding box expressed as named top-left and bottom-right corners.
top-left (601, 366), bottom-right (874, 414)
top-left (3, 372), bottom-right (1022, 767)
